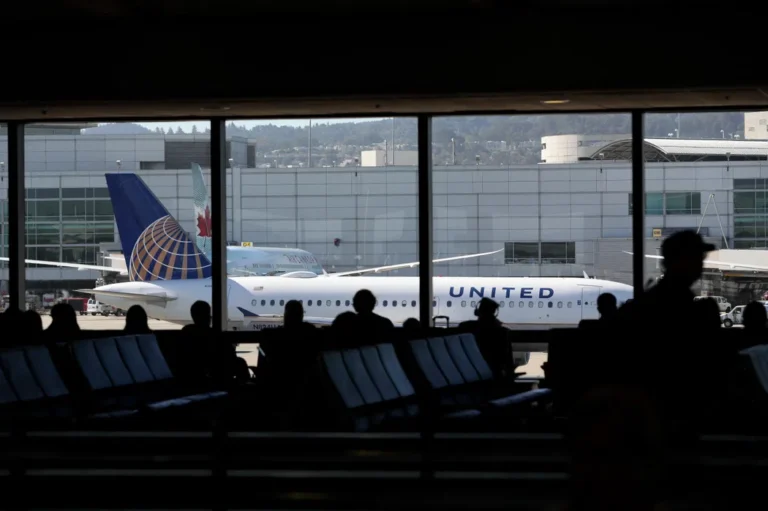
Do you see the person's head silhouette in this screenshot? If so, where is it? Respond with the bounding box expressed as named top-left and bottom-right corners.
top-left (743, 301), bottom-right (768, 331)
top-left (190, 300), bottom-right (211, 327)
top-left (660, 230), bottom-right (715, 287)
top-left (474, 298), bottom-right (499, 320)
top-left (49, 302), bottom-right (79, 331)
top-left (23, 310), bottom-right (43, 332)
top-left (403, 317), bottom-right (420, 330)
top-left (352, 289), bottom-right (377, 314)
top-left (284, 299), bottom-right (304, 326)
top-left (693, 297), bottom-right (721, 330)
top-left (597, 293), bottom-right (617, 319)
top-left (125, 305), bottom-right (150, 333)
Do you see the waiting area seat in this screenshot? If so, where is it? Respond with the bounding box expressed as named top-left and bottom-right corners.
top-left (70, 335), bottom-right (228, 416)
top-left (406, 334), bottom-right (551, 412)
top-left (318, 343), bottom-right (480, 432)
top-left (0, 345), bottom-right (140, 428)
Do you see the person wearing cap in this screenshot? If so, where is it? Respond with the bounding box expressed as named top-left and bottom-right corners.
top-left (615, 230), bottom-right (720, 428)
top-left (617, 230), bottom-right (715, 325)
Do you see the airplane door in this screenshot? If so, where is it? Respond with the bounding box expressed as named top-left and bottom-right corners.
top-left (580, 286), bottom-right (602, 320)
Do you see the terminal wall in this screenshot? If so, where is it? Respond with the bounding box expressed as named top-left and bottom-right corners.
top-left (2, 158), bottom-right (768, 288)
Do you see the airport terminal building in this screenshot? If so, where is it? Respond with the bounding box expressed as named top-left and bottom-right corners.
top-left (2, 126), bottom-right (768, 299)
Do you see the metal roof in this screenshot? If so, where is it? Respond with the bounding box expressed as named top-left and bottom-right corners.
top-left (590, 138), bottom-right (768, 162)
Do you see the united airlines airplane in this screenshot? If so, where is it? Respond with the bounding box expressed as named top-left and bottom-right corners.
top-left (74, 174), bottom-right (634, 328)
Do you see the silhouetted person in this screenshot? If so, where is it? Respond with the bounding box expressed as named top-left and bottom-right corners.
top-left (403, 317), bottom-right (420, 330)
top-left (596, 293), bottom-right (617, 321)
top-left (692, 297), bottom-right (721, 331)
top-left (459, 298), bottom-right (512, 377)
top-left (283, 300), bottom-right (317, 334)
top-left (179, 301), bottom-right (244, 385)
top-left (124, 305), bottom-right (151, 334)
top-left (616, 230), bottom-right (719, 427)
top-left (618, 230), bottom-right (715, 327)
top-left (22, 310), bottom-right (43, 334)
top-left (348, 289), bottom-right (394, 345)
top-left (46, 302), bottom-right (81, 342)
top-left (743, 301), bottom-right (768, 333)
top-left (181, 300), bottom-right (212, 334)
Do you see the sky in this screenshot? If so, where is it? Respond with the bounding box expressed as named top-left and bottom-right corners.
top-left (139, 118), bottom-right (384, 131)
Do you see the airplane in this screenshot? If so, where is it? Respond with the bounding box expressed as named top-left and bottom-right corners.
top-left (82, 274), bottom-right (634, 329)
top-left (76, 173), bottom-right (633, 327)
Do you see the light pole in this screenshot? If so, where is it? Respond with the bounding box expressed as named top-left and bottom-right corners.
top-left (391, 117), bottom-right (395, 165)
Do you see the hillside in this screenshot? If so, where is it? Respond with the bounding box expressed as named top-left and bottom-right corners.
top-left (84, 112), bottom-right (747, 166)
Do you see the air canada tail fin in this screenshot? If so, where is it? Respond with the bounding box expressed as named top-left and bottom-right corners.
top-left (105, 173), bottom-right (212, 282)
top-left (190, 162), bottom-right (212, 254)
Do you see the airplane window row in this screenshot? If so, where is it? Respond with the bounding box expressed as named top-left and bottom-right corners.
top-left (251, 299), bottom-right (439, 308)
top-left (445, 300), bottom-right (577, 309)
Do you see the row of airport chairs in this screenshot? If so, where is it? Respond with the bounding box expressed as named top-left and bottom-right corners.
top-left (0, 334), bottom-right (228, 429)
top-left (318, 333), bottom-right (551, 432)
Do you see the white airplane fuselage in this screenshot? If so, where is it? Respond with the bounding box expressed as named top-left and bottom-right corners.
top-left (91, 276), bottom-right (633, 328)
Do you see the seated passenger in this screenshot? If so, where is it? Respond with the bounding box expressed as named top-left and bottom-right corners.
top-left (45, 303), bottom-right (81, 343)
top-left (124, 305), bottom-right (152, 334)
top-left (352, 288), bottom-right (394, 332)
top-left (458, 298), bottom-right (512, 378)
top-left (179, 301), bottom-right (246, 385)
top-left (23, 309), bottom-right (43, 334)
top-left (692, 297), bottom-right (721, 332)
top-left (282, 299), bottom-right (318, 337)
top-left (579, 293), bottom-right (617, 328)
top-left (742, 301), bottom-right (767, 333)
top-left (403, 317), bottom-right (420, 330)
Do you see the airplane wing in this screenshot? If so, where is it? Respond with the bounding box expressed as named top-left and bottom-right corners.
top-left (0, 257), bottom-right (124, 273)
top-left (75, 289), bottom-right (174, 303)
top-left (327, 249), bottom-right (503, 277)
top-left (623, 251), bottom-right (768, 272)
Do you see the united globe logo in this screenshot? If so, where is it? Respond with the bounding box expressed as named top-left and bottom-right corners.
top-left (129, 215), bottom-right (212, 282)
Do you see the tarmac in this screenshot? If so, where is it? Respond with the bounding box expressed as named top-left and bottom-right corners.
top-left (41, 314), bottom-right (547, 377)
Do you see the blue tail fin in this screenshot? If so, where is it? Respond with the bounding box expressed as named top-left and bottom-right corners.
top-left (106, 173), bottom-right (212, 282)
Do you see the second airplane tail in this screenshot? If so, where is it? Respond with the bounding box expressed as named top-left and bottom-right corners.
top-left (106, 173), bottom-right (212, 282)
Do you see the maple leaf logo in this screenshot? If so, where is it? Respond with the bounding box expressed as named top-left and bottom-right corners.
top-left (196, 206), bottom-right (212, 237)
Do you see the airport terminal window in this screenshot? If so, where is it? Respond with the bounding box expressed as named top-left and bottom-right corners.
top-left (541, 242), bottom-right (576, 264)
top-left (62, 188), bottom-right (87, 199)
top-left (735, 179), bottom-right (768, 246)
top-left (504, 242), bottom-right (539, 264)
top-left (62, 247), bottom-right (97, 264)
top-left (665, 192), bottom-right (701, 215)
top-left (28, 201), bottom-right (60, 219)
top-left (735, 179), bottom-right (768, 189)
top-left (628, 193), bottom-right (663, 215)
top-left (27, 188), bottom-right (59, 199)
top-left (26, 223), bottom-right (60, 245)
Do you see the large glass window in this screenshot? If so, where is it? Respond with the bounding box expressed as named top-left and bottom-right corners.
top-left (20, 121), bottom-right (209, 330)
top-left (432, 113), bottom-right (635, 389)
top-left (227, 117), bottom-right (418, 360)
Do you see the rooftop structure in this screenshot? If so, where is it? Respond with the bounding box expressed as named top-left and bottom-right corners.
top-left (589, 138), bottom-right (768, 162)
